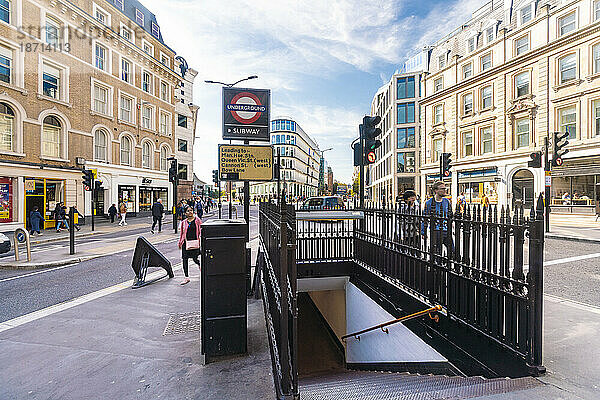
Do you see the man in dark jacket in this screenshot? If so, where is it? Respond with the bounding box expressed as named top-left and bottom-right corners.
top-left (108, 204), bottom-right (117, 223)
top-left (151, 198), bottom-right (164, 233)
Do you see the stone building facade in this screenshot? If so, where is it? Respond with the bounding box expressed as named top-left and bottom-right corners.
top-left (420, 0), bottom-right (600, 214)
top-left (0, 0), bottom-right (191, 231)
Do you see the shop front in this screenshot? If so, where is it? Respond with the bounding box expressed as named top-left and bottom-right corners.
top-left (139, 185), bottom-right (168, 213)
top-left (550, 156), bottom-right (600, 214)
top-left (424, 173), bottom-right (452, 200)
top-left (118, 185), bottom-right (136, 215)
top-left (457, 168), bottom-right (499, 206)
top-left (24, 178), bottom-right (66, 229)
top-left (0, 177), bottom-right (15, 225)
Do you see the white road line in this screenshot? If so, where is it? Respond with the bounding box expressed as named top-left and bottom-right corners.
top-left (544, 252), bottom-right (600, 266)
top-left (545, 294), bottom-right (600, 315)
top-left (0, 263), bottom-right (182, 334)
top-left (0, 263), bottom-right (77, 283)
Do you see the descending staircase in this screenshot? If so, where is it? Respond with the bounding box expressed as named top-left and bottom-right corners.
top-left (299, 370), bottom-right (542, 400)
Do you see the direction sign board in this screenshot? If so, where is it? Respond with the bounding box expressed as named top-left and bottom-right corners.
top-left (218, 144), bottom-right (273, 181)
top-left (223, 87), bottom-right (270, 141)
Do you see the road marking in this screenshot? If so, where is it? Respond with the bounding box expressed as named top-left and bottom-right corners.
top-left (0, 263), bottom-right (77, 283)
top-left (544, 252), bottom-right (600, 266)
top-left (545, 294), bottom-right (600, 315)
top-left (0, 263), bottom-right (183, 334)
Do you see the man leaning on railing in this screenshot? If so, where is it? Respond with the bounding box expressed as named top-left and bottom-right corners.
top-left (421, 181), bottom-right (453, 255)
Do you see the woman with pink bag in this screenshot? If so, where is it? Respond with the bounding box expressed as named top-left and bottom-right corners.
top-left (178, 206), bottom-right (202, 285)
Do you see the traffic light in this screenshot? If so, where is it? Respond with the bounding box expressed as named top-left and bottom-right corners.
top-left (353, 142), bottom-right (362, 166)
top-left (528, 151), bottom-right (542, 168)
top-left (94, 181), bottom-right (103, 193)
top-left (552, 131), bottom-right (570, 167)
top-left (212, 169), bottom-right (219, 184)
top-left (82, 169), bottom-right (93, 189)
top-left (169, 160), bottom-right (178, 183)
top-left (362, 115), bottom-right (381, 165)
top-left (440, 152), bottom-right (452, 177)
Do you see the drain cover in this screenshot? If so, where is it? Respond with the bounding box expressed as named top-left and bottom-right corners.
top-left (163, 312), bottom-right (202, 336)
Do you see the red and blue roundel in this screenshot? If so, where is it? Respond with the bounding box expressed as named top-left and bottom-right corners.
top-left (226, 92), bottom-right (267, 124)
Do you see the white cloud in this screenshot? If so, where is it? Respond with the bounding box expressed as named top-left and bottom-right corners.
top-left (140, 0), bottom-right (486, 183)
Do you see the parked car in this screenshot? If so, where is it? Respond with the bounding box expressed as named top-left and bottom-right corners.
top-left (0, 232), bottom-right (11, 254)
top-left (300, 196), bottom-right (346, 210)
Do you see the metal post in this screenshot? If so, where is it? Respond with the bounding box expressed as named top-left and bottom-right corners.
top-left (544, 137), bottom-right (550, 233)
top-left (173, 177), bottom-right (178, 232)
top-left (279, 199), bottom-right (291, 395)
top-left (277, 152), bottom-right (281, 204)
top-left (228, 181), bottom-right (233, 219)
top-left (218, 180), bottom-right (222, 219)
top-left (91, 177), bottom-right (95, 232)
top-left (69, 206), bottom-right (75, 255)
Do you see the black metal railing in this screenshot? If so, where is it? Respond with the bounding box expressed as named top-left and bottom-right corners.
top-left (259, 199), bottom-right (299, 400)
top-left (296, 217), bottom-right (354, 263)
top-left (353, 195), bottom-right (545, 373)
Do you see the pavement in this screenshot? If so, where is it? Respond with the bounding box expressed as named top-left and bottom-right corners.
top-left (547, 214), bottom-right (600, 243)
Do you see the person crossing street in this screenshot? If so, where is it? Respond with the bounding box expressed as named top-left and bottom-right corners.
top-left (118, 202), bottom-right (128, 226)
top-left (151, 198), bottom-right (164, 233)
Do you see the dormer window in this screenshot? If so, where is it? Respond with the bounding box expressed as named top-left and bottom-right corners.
top-left (485, 26), bottom-right (494, 44)
top-left (135, 9), bottom-right (144, 26)
top-left (468, 37), bottom-right (476, 53)
top-left (438, 54), bottom-right (446, 69)
top-left (151, 22), bottom-right (160, 39)
top-left (520, 4), bottom-right (533, 25)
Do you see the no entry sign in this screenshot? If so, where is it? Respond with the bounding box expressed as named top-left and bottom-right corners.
top-left (223, 87), bottom-right (270, 141)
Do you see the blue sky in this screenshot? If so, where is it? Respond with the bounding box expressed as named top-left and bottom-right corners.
top-left (141, 0), bottom-right (487, 184)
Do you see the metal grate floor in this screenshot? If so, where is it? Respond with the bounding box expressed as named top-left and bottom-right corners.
top-left (300, 370), bottom-right (543, 400)
top-left (162, 312), bottom-right (202, 336)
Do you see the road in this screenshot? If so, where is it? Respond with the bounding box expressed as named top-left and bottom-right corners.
top-left (0, 205), bottom-right (259, 323)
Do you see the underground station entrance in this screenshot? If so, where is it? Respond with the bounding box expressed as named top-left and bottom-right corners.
top-left (258, 199), bottom-right (546, 399)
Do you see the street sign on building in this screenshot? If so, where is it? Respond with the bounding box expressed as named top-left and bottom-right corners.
top-left (222, 87), bottom-right (270, 141)
top-left (218, 144), bottom-right (273, 181)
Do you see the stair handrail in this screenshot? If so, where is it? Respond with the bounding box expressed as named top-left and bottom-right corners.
top-left (341, 305), bottom-right (443, 342)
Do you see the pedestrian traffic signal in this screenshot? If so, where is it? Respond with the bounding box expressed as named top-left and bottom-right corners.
top-left (528, 151), bottom-right (542, 168)
top-left (169, 160), bottom-right (178, 183)
top-left (82, 169), bottom-right (93, 189)
top-left (362, 115), bottom-right (381, 165)
top-left (440, 152), bottom-right (452, 177)
top-left (212, 169), bottom-right (219, 183)
top-left (353, 142), bottom-right (362, 166)
top-left (552, 131), bottom-right (570, 167)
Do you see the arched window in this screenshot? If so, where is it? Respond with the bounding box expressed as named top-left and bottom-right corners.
top-left (42, 115), bottom-right (61, 157)
top-left (160, 146), bottom-right (168, 171)
top-left (0, 102), bottom-right (14, 151)
top-left (94, 129), bottom-right (108, 161)
top-left (142, 141), bottom-right (151, 169)
top-left (120, 135), bottom-right (132, 166)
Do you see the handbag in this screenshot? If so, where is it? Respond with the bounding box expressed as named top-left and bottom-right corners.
top-left (186, 239), bottom-right (200, 250)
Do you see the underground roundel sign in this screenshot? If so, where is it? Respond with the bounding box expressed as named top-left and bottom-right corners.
top-left (223, 87), bottom-right (270, 141)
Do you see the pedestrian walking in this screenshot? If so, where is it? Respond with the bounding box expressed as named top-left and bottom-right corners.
top-left (29, 206), bottom-right (45, 236)
top-left (178, 206), bottom-right (201, 285)
top-left (55, 203), bottom-right (69, 232)
top-left (195, 197), bottom-right (203, 218)
top-left (118, 202), bottom-right (128, 226)
top-left (151, 198), bottom-right (164, 233)
top-left (108, 204), bottom-right (117, 223)
top-left (421, 181), bottom-right (453, 255)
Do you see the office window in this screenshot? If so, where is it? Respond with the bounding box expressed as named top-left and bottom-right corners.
top-left (178, 139), bottom-right (188, 152)
top-left (178, 164), bottom-right (187, 181)
top-left (142, 40), bottom-right (153, 56)
top-left (558, 12), bottom-right (576, 36)
top-left (0, 46), bottom-right (11, 83)
top-left (559, 107), bottom-right (577, 140)
top-left (93, 84), bottom-right (108, 115)
top-left (397, 76), bottom-right (415, 99)
top-left (438, 54), bottom-right (445, 69)
top-left (434, 104), bottom-right (443, 124)
top-left (142, 72), bottom-right (151, 93)
top-left (462, 63), bottom-right (472, 79)
top-left (593, 44), bottom-right (600, 74)
top-left (515, 72), bottom-right (529, 98)
top-left (462, 132), bottom-right (473, 157)
top-left (161, 55), bottom-right (169, 67)
top-left (160, 146), bottom-right (168, 171)
top-left (142, 141), bottom-right (151, 168)
top-left (151, 22), bottom-right (160, 38)
top-left (481, 127), bottom-right (493, 154)
top-left (0, 102), bottom-right (14, 151)
top-left (486, 26), bottom-right (494, 43)
top-left (121, 26), bottom-right (132, 42)
top-left (42, 63), bottom-right (60, 99)
top-left (120, 135), bottom-right (131, 165)
top-left (141, 106), bottom-right (152, 129)
top-left (159, 111), bottom-right (170, 135)
top-left (434, 77), bottom-right (443, 93)
top-left (559, 54), bottom-right (576, 84)
top-left (135, 9), bottom-right (144, 25)
top-left (95, 44), bottom-right (106, 71)
top-left (397, 102), bottom-right (414, 124)
top-left (397, 152), bottom-right (415, 173)
top-left (520, 4), bottom-right (532, 25)
top-left (160, 81), bottom-right (169, 101)
top-left (94, 130), bottom-right (107, 161)
top-left (178, 114), bottom-right (187, 128)
top-left (463, 93), bottom-right (473, 115)
top-left (121, 58), bottom-right (132, 83)
top-left (42, 116), bottom-right (61, 157)
top-left (0, 0), bottom-right (10, 23)
top-left (467, 37), bottom-right (476, 53)
top-left (432, 138), bottom-right (442, 162)
top-left (397, 127), bottom-right (414, 149)
top-left (481, 86), bottom-right (492, 109)
top-left (481, 53), bottom-right (492, 71)
top-left (595, 0), bottom-right (600, 21)
top-left (515, 35), bottom-right (529, 55)
top-left (515, 118), bottom-right (529, 148)
top-left (45, 16), bottom-right (60, 46)
top-left (95, 8), bottom-right (108, 25)
top-left (119, 95), bottom-right (132, 122)
top-left (594, 100), bottom-right (600, 136)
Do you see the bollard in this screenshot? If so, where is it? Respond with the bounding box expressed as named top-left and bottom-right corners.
top-left (69, 206), bottom-right (75, 255)
top-left (14, 228), bottom-right (31, 262)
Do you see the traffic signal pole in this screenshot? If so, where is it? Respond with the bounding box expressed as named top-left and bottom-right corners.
top-left (544, 136), bottom-right (550, 233)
